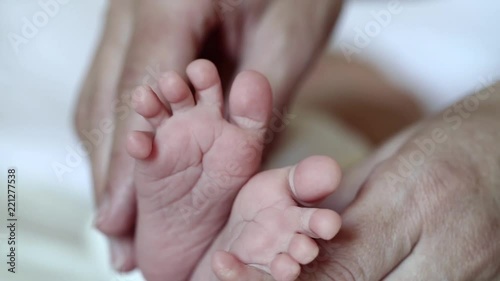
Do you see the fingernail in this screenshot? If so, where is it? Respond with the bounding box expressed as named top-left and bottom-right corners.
top-left (110, 238), bottom-right (126, 272)
top-left (94, 194), bottom-right (111, 228)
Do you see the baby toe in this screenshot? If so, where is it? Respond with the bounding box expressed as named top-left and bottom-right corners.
top-left (270, 253), bottom-right (301, 281)
top-left (132, 85), bottom-right (169, 128)
top-left (187, 59), bottom-right (223, 109)
top-left (158, 71), bottom-right (194, 113)
top-left (308, 209), bottom-right (342, 240)
top-left (126, 131), bottom-right (154, 160)
top-left (288, 234), bottom-right (319, 265)
top-left (287, 206), bottom-right (341, 240)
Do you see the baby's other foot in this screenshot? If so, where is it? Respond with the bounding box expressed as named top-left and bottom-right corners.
top-left (192, 156), bottom-right (342, 281)
top-left (126, 59), bottom-right (273, 281)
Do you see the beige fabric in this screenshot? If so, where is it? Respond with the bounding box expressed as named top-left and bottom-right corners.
top-left (0, 188), bottom-right (116, 281)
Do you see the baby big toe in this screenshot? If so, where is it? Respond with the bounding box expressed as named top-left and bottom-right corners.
top-left (290, 155), bottom-right (342, 204)
top-left (228, 70), bottom-right (272, 132)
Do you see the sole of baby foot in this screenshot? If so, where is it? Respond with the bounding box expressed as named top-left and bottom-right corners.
top-left (191, 156), bottom-right (342, 281)
top-left (126, 59), bottom-right (273, 281)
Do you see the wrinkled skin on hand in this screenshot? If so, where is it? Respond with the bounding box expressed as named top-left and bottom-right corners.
top-left (75, 0), bottom-right (342, 271)
top-left (213, 84), bottom-right (500, 281)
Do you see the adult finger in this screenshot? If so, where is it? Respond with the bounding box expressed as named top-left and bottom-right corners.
top-left (385, 249), bottom-right (500, 281)
top-left (383, 253), bottom-right (451, 281)
top-left (384, 189), bottom-right (500, 281)
top-left (239, 0), bottom-right (343, 109)
top-left (77, 0), bottom-right (137, 272)
top-left (311, 162), bottom-right (423, 281)
top-left (75, 0), bottom-right (134, 205)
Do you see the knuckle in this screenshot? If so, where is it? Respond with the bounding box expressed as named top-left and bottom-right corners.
top-left (415, 159), bottom-right (479, 213)
top-left (301, 249), bottom-right (367, 281)
top-left (326, 258), bottom-right (367, 281)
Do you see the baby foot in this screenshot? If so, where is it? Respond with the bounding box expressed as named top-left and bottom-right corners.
top-left (191, 156), bottom-right (342, 281)
top-left (126, 59), bottom-right (273, 281)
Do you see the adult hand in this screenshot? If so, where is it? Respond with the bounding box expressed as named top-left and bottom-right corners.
top-left (213, 83), bottom-right (500, 280)
top-left (74, 0), bottom-right (342, 272)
